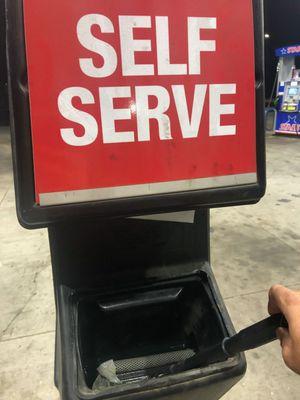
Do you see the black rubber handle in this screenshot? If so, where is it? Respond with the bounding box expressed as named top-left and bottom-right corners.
top-left (224, 313), bottom-right (288, 357)
top-left (155, 313), bottom-right (289, 376)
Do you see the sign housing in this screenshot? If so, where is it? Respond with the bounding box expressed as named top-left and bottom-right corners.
top-left (6, 0), bottom-right (265, 227)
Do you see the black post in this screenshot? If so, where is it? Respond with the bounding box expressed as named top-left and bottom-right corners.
top-left (0, 0), bottom-right (9, 126)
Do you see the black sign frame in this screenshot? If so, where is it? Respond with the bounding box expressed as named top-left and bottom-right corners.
top-left (6, 0), bottom-right (265, 228)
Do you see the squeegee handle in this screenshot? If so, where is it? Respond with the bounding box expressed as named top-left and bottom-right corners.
top-left (223, 313), bottom-right (288, 357)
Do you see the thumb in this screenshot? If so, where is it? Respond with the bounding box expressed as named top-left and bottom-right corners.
top-left (276, 327), bottom-right (291, 348)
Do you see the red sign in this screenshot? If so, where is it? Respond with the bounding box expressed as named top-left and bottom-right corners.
top-left (23, 0), bottom-right (257, 206)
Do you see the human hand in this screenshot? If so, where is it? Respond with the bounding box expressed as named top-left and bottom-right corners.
top-left (268, 285), bottom-right (300, 374)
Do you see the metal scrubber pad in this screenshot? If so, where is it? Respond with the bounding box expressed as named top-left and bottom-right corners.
top-left (114, 349), bottom-right (195, 374)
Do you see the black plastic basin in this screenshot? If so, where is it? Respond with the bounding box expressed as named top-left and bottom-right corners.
top-left (77, 275), bottom-right (227, 389)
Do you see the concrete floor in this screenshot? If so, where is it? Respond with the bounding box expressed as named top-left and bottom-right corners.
top-left (0, 125), bottom-right (300, 399)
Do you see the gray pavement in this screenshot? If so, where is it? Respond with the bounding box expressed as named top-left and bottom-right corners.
top-left (0, 126), bottom-right (300, 399)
